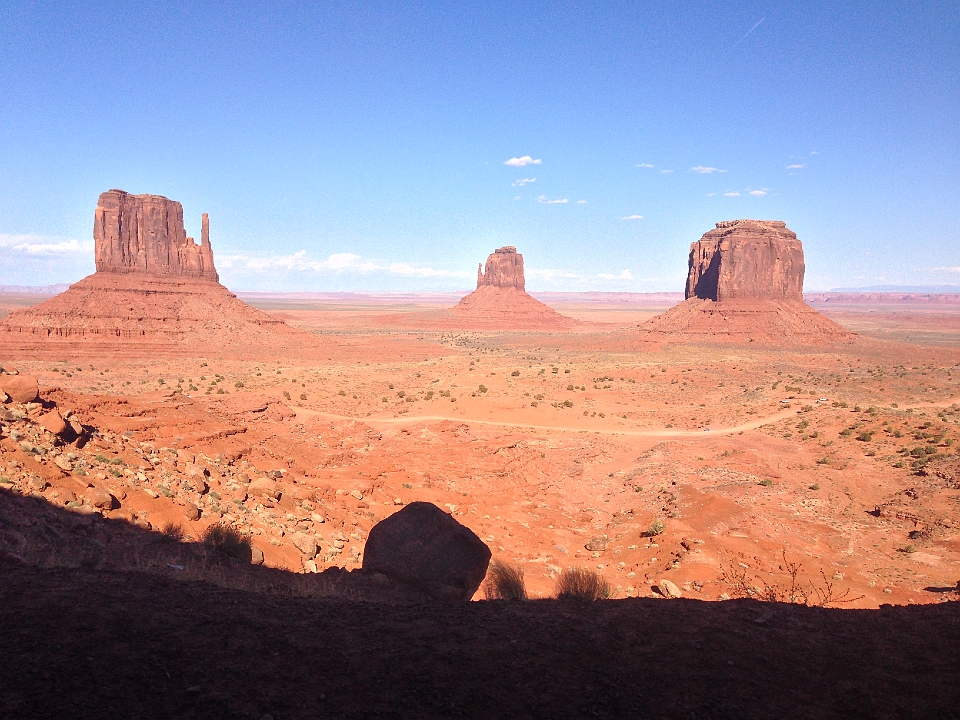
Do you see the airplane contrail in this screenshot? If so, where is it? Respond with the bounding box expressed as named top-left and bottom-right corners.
top-left (733, 16), bottom-right (765, 47)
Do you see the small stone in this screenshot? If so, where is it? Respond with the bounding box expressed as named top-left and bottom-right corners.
top-left (350, 489), bottom-right (363, 500)
top-left (85, 488), bottom-right (114, 510)
top-left (393, 497), bottom-right (404, 505)
top-left (54, 456), bottom-right (73, 472)
top-left (292, 533), bottom-right (318, 559)
top-left (311, 512), bottom-right (325, 524)
top-left (585, 535), bottom-right (607, 552)
top-left (250, 477), bottom-right (280, 499)
top-left (38, 410), bottom-right (68, 437)
top-left (250, 546), bottom-right (264, 565)
top-left (184, 504), bottom-right (201, 521)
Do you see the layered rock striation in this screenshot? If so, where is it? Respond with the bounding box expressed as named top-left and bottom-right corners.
top-left (95, 190), bottom-right (218, 280)
top-left (0, 190), bottom-right (315, 356)
top-left (639, 220), bottom-right (853, 344)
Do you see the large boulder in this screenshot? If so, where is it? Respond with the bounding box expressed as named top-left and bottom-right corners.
top-left (0, 374), bottom-right (39, 403)
top-left (362, 502), bottom-right (491, 600)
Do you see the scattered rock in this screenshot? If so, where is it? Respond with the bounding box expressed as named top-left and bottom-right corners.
top-left (585, 535), bottom-right (608, 552)
top-left (350, 489), bottom-right (364, 500)
top-left (85, 488), bottom-right (115, 510)
top-left (362, 501), bottom-right (491, 601)
top-left (38, 410), bottom-right (68, 437)
top-left (184, 504), bottom-right (200, 521)
top-left (250, 545), bottom-right (264, 565)
top-left (0, 375), bottom-right (39, 404)
top-left (249, 477), bottom-right (280, 499)
top-left (292, 533), bottom-right (318, 559)
top-left (658, 579), bottom-right (683, 599)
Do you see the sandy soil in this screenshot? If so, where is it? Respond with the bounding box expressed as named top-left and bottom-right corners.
top-left (2, 292), bottom-right (960, 609)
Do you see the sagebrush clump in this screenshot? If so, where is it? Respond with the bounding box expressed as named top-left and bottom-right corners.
top-left (484, 560), bottom-right (527, 600)
top-left (202, 523), bottom-right (253, 563)
top-left (555, 567), bottom-right (611, 600)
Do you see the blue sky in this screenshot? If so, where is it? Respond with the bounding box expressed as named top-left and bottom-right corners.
top-left (1, 2), bottom-right (957, 292)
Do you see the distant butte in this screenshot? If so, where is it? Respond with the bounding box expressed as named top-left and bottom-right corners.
top-left (639, 220), bottom-right (854, 344)
top-left (0, 190), bottom-right (318, 357)
top-left (94, 190), bottom-right (218, 280)
top-left (450, 246), bottom-right (576, 329)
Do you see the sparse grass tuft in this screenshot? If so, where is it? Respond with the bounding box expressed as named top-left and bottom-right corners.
top-left (201, 523), bottom-right (252, 563)
top-left (161, 521), bottom-right (185, 541)
top-left (646, 519), bottom-right (665, 537)
top-left (555, 567), bottom-right (611, 600)
top-left (484, 560), bottom-right (527, 600)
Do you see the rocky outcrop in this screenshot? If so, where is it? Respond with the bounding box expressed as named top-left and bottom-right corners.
top-left (94, 190), bottom-right (218, 281)
top-left (362, 501), bottom-right (491, 601)
top-left (686, 220), bottom-right (803, 301)
top-left (477, 246), bottom-right (525, 290)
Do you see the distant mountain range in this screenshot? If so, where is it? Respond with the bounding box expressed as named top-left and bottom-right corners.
top-left (0, 284), bottom-right (71, 294)
top-left (829, 285), bottom-right (960, 293)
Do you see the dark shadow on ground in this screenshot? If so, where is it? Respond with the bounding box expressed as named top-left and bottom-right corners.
top-left (2, 488), bottom-right (960, 719)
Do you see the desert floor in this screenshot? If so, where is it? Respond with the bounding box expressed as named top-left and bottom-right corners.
top-left (2, 291), bottom-right (960, 608)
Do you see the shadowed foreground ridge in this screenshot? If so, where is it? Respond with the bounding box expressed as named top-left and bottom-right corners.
top-left (1, 490), bottom-right (959, 719)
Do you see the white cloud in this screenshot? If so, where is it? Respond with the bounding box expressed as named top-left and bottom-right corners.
top-left (660, 169), bottom-right (674, 173)
top-left (706, 192), bottom-right (717, 197)
top-left (749, 189), bottom-right (768, 196)
top-left (723, 191), bottom-right (740, 197)
top-left (621, 214), bottom-right (643, 220)
top-left (512, 177), bottom-right (536, 187)
top-left (934, 266), bottom-right (960, 273)
top-left (597, 269), bottom-right (634, 281)
top-left (691, 166), bottom-right (726, 174)
top-left (786, 164), bottom-right (805, 169)
top-left (537, 195), bottom-right (569, 204)
top-left (219, 250), bottom-right (470, 278)
top-left (577, 200), bottom-right (587, 204)
top-left (504, 155), bottom-right (542, 167)
top-left (635, 163), bottom-right (654, 168)
top-left (811, 151), bottom-right (820, 155)
top-left (0, 233), bottom-right (93, 255)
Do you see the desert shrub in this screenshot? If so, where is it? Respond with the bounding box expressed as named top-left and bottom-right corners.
top-left (555, 567), bottom-right (611, 601)
top-left (484, 560), bottom-right (527, 600)
top-left (161, 521), bottom-right (185, 541)
top-left (201, 523), bottom-right (253, 563)
top-left (759, 479), bottom-right (773, 487)
top-left (856, 432), bottom-right (872, 442)
top-left (646, 519), bottom-right (665, 536)
top-left (478, 385), bottom-right (488, 393)
top-left (511, 370), bottom-right (520, 377)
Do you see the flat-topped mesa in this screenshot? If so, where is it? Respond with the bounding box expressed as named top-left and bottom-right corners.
top-left (477, 246), bottom-right (524, 290)
top-left (685, 219), bottom-right (803, 301)
top-left (94, 189), bottom-right (218, 281)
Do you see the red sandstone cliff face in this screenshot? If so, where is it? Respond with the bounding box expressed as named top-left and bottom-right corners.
top-left (685, 220), bottom-right (803, 301)
top-left (94, 190), bottom-right (218, 281)
top-left (477, 247), bottom-right (524, 291)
